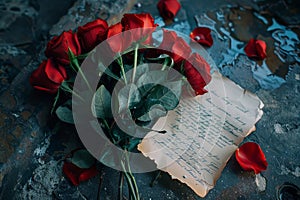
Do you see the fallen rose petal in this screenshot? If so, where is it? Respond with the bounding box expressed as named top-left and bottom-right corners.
top-left (244, 38), bottom-right (267, 60)
top-left (63, 161), bottom-right (98, 186)
top-left (157, 0), bottom-right (181, 21)
top-left (235, 142), bottom-right (268, 174)
top-left (190, 27), bottom-right (213, 47)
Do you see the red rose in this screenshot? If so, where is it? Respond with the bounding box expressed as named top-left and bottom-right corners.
top-left (63, 161), bottom-right (98, 186)
top-left (184, 53), bottom-right (211, 95)
top-left (190, 27), bottom-right (213, 47)
top-left (159, 29), bottom-right (191, 63)
top-left (235, 142), bottom-right (268, 174)
top-left (77, 19), bottom-right (108, 53)
top-left (121, 13), bottom-right (157, 43)
top-left (30, 59), bottom-right (67, 94)
top-left (244, 39), bottom-right (267, 60)
top-left (106, 22), bottom-right (133, 53)
top-left (157, 0), bottom-right (181, 20)
top-left (45, 30), bottom-right (81, 65)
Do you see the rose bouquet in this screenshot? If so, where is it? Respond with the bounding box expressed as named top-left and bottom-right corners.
top-left (30, 13), bottom-right (211, 199)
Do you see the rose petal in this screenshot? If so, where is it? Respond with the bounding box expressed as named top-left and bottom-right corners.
top-left (190, 27), bottom-right (213, 47)
top-left (121, 13), bottom-right (157, 43)
top-left (244, 39), bottom-right (267, 60)
top-left (63, 161), bottom-right (98, 186)
top-left (77, 19), bottom-right (108, 52)
top-left (235, 142), bottom-right (268, 174)
top-left (157, 0), bottom-right (181, 20)
top-left (45, 31), bottom-right (81, 65)
top-left (184, 53), bottom-right (211, 95)
top-left (30, 59), bottom-right (67, 94)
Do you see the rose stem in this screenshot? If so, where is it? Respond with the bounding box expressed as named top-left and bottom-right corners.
top-left (131, 44), bottom-right (139, 83)
top-left (121, 160), bottom-right (137, 200)
top-left (118, 171), bottom-right (124, 200)
top-left (117, 54), bottom-right (128, 85)
top-left (96, 165), bottom-right (104, 200)
top-left (68, 48), bottom-right (93, 92)
top-left (150, 171), bottom-right (162, 187)
top-left (60, 82), bottom-right (84, 101)
top-left (125, 152), bottom-right (140, 200)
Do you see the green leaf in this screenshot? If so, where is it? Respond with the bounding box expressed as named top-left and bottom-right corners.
top-left (146, 80), bottom-right (182, 111)
top-left (91, 85), bottom-right (112, 119)
top-left (133, 80), bottom-right (182, 119)
top-left (70, 149), bottom-right (95, 169)
top-left (146, 54), bottom-right (174, 68)
top-left (56, 100), bottom-right (74, 124)
top-left (126, 138), bottom-right (141, 151)
top-left (68, 48), bottom-right (80, 71)
top-left (136, 70), bottom-right (168, 95)
top-left (118, 84), bottom-right (141, 113)
top-left (138, 104), bottom-right (167, 122)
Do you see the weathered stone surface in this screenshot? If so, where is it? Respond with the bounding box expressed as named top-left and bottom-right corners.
top-left (0, 0), bottom-right (299, 199)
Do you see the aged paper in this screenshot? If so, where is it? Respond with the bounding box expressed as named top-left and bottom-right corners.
top-left (138, 71), bottom-right (264, 197)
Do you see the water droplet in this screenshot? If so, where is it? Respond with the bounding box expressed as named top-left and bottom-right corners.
top-left (194, 36), bottom-right (201, 41)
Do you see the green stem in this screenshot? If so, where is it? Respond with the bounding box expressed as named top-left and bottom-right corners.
top-left (69, 49), bottom-right (93, 92)
top-left (131, 44), bottom-right (139, 83)
top-left (150, 171), bottom-right (162, 187)
top-left (121, 161), bottom-right (137, 200)
top-left (118, 172), bottom-right (124, 200)
top-left (126, 158), bottom-right (139, 200)
top-left (60, 82), bottom-right (84, 102)
top-left (117, 54), bottom-right (127, 85)
top-left (74, 60), bottom-right (93, 92)
top-left (51, 88), bottom-right (60, 114)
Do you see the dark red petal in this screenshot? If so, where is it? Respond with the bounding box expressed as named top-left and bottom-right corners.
top-left (244, 38), bottom-right (258, 58)
top-left (159, 29), bottom-right (178, 52)
top-left (45, 31), bottom-right (81, 65)
top-left (30, 60), bottom-right (61, 94)
top-left (32, 85), bottom-right (59, 93)
top-left (172, 37), bottom-right (191, 63)
top-left (190, 27), bottom-right (213, 47)
top-left (184, 53), bottom-right (211, 96)
top-left (255, 40), bottom-right (267, 59)
top-left (63, 161), bottom-right (98, 186)
top-left (77, 19), bottom-right (108, 52)
top-left (157, 0), bottom-right (181, 20)
top-left (107, 23), bottom-right (124, 53)
top-left (244, 39), bottom-right (267, 60)
top-left (79, 165), bottom-right (98, 182)
top-left (63, 162), bottom-right (81, 186)
top-left (44, 59), bottom-right (67, 84)
top-left (235, 142), bottom-right (268, 174)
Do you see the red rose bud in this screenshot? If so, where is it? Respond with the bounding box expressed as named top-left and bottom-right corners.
top-left (184, 53), bottom-right (211, 95)
top-left (159, 29), bottom-right (191, 63)
top-left (45, 30), bottom-right (81, 65)
top-left (157, 0), bottom-right (181, 20)
top-left (244, 39), bottom-right (267, 60)
top-left (77, 19), bottom-right (108, 53)
top-left (121, 13), bottom-right (157, 43)
top-left (190, 27), bottom-right (213, 47)
top-left (63, 161), bottom-right (98, 186)
top-left (30, 59), bottom-right (67, 94)
top-left (106, 22), bottom-right (133, 53)
top-left (235, 142), bottom-right (268, 174)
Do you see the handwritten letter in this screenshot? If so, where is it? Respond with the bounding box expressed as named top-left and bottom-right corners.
top-left (138, 72), bottom-right (264, 197)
